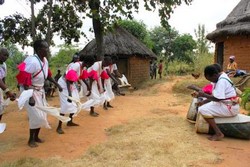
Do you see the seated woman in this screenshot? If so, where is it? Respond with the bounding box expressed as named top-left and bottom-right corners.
top-left (196, 64), bottom-right (240, 141)
top-left (226, 55), bottom-right (237, 77)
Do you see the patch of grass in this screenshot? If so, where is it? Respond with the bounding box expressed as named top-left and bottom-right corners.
top-left (1, 115), bottom-right (221, 167)
top-left (138, 78), bottom-right (167, 90)
top-left (0, 142), bottom-right (14, 153)
top-left (172, 76), bottom-right (209, 95)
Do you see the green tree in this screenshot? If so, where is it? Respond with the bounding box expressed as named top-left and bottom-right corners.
top-left (50, 45), bottom-right (78, 74)
top-left (2, 41), bottom-right (25, 89)
top-left (78, 0), bottom-right (193, 60)
top-left (1, 0), bottom-right (193, 60)
top-left (194, 24), bottom-right (211, 54)
top-left (0, 0), bottom-right (84, 48)
top-left (149, 26), bottom-right (178, 56)
top-left (118, 19), bottom-right (153, 49)
top-left (171, 34), bottom-right (196, 63)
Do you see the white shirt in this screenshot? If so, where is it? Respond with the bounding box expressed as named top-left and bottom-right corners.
top-left (0, 63), bottom-right (7, 79)
top-left (24, 55), bottom-right (49, 87)
top-left (88, 61), bottom-right (103, 76)
top-left (213, 72), bottom-right (236, 99)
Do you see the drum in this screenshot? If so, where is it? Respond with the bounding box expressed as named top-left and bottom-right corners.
top-left (195, 113), bottom-right (250, 139)
top-left (186, 98), bottom-right (198, 123)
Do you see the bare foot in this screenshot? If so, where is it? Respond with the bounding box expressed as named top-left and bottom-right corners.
top-left (208, 134), bottom-right (224, 141)
top-left (90, 111), bottom-right (99, 117)
top-left (67, 122), bottom-right (79, 126)
top-left (35, 138), bottom-right (45, 143)
top-left (56, 128), bottom-right (64, 134)
top-left (28, 140), bottom-right (38, 148)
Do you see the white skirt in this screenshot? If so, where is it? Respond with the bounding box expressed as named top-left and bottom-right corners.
top-left (58, 77), bottom-right (79, 114)
top-left (104, 78), bottom-right (115, 102)
top-left (198, 101), bottom-right (240, 118)
top-left (21, 87), bottom-right (50, 129)
top-left (88, 80), bottom-right (105, 107)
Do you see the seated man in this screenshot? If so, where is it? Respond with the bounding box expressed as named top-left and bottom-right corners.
top-left (196, 65), bottom-right (240, 141)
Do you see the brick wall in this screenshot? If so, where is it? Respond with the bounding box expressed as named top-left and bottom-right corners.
top-left (223, 36), bottom-right (250, 72)
top-left (128, 56), bottom-right (150, 86)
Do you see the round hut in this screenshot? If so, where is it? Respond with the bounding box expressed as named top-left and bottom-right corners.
top-left (79, 26), bottom-right (157, 87)
top-left (206, 0), bottom-right (250, 72)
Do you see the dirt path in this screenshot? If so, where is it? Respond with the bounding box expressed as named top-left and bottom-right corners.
top-left (0, 76), bottom-right (250, 166)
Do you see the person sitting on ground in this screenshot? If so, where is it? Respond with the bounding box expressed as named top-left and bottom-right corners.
top-left (196, 64), bottom-right (240, 141)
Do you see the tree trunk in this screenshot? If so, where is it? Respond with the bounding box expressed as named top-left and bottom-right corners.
top-left (89, 0), bottom-right (104, 61)
top-left (46, 0), bottom-right (53, 58)
top-left (31, 0), bottom-right (36, 53)
top-left (46, 0), bottom-right (53, 47)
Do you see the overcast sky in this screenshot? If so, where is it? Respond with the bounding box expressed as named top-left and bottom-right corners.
top-left (0, 0), bottom-right (241, 54)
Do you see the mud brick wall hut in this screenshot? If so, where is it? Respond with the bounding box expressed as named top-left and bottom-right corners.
top-left (206, 0), bottom-right (250, 72)
top-left (79, 26), bottom-right (157, 87)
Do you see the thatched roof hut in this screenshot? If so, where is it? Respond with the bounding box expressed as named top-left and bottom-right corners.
top-left (79, 26), bottom-right (157, 86)
top-left (206, 0), bottom-right (250, 71)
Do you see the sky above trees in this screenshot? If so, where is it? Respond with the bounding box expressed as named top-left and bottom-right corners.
top-left (0, 0), bottom-right (240, 55)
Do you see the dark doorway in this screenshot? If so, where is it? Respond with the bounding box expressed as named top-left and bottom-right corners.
top-left (216, 42), bottom-right (224, 66)
top-left (117, 58), bottom-right (128, 77)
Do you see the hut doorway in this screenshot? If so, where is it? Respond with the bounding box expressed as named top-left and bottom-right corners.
top-left (117, 58), bottom-right (128, 78)
top-left (216, 42), bottom-right (224, 66)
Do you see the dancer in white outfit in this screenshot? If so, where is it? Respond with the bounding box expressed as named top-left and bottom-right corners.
top-left (56, 70), bottom-right (79, 134)
top-left (0, 48), bottom-right (16, 121)
top-left (87, 56), bottom-right (112, 116)
top-left (102, 65), bottom-right (116, 110)
top-left (197, 65), bottom-right (240, 141)
top-left (16, 40), bottom-right (62, 147)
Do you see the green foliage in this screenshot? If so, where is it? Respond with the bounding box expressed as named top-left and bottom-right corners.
top-left (171, 34), bottom-right (196, 63)
top-left (0, 0), bottom-right (84, 47)
top-left (194, 24), bottom-right (211, 54)
top-left (193, 52), bottom-right (214, 73)
top-left (166, 60), bottom-right (194, 75)
top-left (50, 45), bottom-right (78, 75)
top-left (240, 88), bottom-right (250, 110)
top-left (117, 19), bottom-right (153, 49)
top-left (149, 26), bottom-right (178, 56)
top-left (3, 41), bottom-right (25, 90)
top-left (166, 52), bottom-right (213, 76)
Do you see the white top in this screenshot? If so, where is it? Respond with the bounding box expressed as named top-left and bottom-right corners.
top-left (24, 54), bottom-right (49, 87)
top-left (88, 61), bottom-right (103, 76)
top-left (213, 72), bottom-right (236, 100)
top-left (109, 64), bottom-right (117, 73)
top-left (66, 61), bottom-right (82, 77)
top-left (0, 63), bottom-right (7, 79)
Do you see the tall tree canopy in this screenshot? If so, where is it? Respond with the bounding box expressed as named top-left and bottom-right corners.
top-left (0, 0), bottom-right (193, 59)
top-left (171, 34), bottom-right (196, 63)
top-left (149, 26), bottom-right (178, 56)
top-left (118, 19), bottom-right (153, 49)
top-left (194, 24), bottom-right (211, 54)
top-left (0, 0), bottom-right (85, 48)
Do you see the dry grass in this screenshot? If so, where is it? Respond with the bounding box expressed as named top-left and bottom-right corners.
top-left (172, 76), bottom-right (209, 95)
top-left (1, 115), bottom-right (221, 167)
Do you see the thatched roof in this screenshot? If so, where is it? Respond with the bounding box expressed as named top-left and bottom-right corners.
top-left (207, 0), bottom-right (250, 41)
top-left (79, 26), bottom-right (157, 59)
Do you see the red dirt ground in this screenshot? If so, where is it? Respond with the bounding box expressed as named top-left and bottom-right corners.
top-left (1, 77), bottom-right (250, 166)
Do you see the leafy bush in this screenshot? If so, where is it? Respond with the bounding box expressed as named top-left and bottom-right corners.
top-left (193, 52), bottom-right (213, 74)
top-left (166, 60), bottom-right (194, 75)
top-left (240, 88), bottom-right (250, 112)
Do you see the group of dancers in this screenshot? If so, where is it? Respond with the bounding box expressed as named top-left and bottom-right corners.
top-left (0, 39), bottom-right (125, 148)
